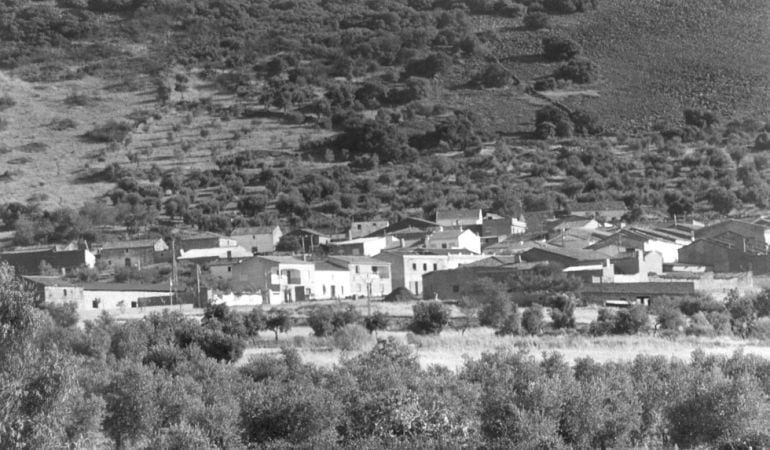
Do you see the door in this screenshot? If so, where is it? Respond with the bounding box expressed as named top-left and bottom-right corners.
top-left (294, 286), bottom-right (306, 302)
top-left (124, 258), bottom-right (131, 267)
top-left (331, 285), bottom-right (336, 298)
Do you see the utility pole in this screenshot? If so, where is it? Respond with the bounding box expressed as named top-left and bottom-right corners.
top-left (195, 263), bottom-right (201, 309)
top-left (170, 238), bottom-right (177, 306)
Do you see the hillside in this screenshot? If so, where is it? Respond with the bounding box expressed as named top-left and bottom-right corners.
top-left (1, 0), bottom-right (769, 238)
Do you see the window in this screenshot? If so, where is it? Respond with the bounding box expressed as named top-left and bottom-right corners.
top-left (63, 289), bottom-right (67, 297)
top-left (131, 301), bottom-right (137, 308)
top-left (323, 285), bottom-right (326, 295)
top-left (441, 243), bottom-right (448, 249)
top-left (452, 285), bottom-right (460, 293)
top-left (227, 266), bottom-right (232, 272)
top-left (355, 265), bottom-right (360, 274)
top-left (423, 263), bottom-right (427, 271)
top-left (433, 264), bottom-right (438, 271)
top-left (372, 266), bottom-right (378, 274)
top-left (357, 224), bottom-right (362, 230)
top-left (412, 263), bottom-right (417, 271)
top-left (92, 299), bottom-right (100, 309)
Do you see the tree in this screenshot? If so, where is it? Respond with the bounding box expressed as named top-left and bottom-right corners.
top-left (266, 310), bottom-right (292, 341)
top-left (706, 187), bottom-right (738, 215)
top-left (521, 304), bottom-right (545, 335)
top-left (364, 311), bottom-right (389, 337)
top-left (523, 11), bottom-right (550, 29)
top-left (542, 36), bottom-right (582, 61)
top-left (156, 80), bottom-right (171, 106)
top-left (410, 301), bottom-right (451, 335)
top-left (548, 293), bottom-right (577, 329)
top-left (664, 190), bottom-right (693, 218)
top-left (174, 74), bottom-right (189, 101)
top-left (470, 63), bottom-right (511, 88)
top-left (553, 57), bottom-right (599, 84)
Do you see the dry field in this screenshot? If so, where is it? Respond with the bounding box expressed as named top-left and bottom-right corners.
top-left (240, 325), bottom-right (770, 372)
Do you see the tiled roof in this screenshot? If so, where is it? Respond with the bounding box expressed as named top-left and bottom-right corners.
top-left (524, 243), bottom-right (609, 261)
top-left (100, 239), bottom-right (163, 250)
top-left (329, 255), bottom-right (390, 266)
top-left (231, 226), bottom-right (279, 236)
top-left (430, 229), bottom-right (466, 240)
top-left (315, 261), bottom-right (348, 271)
top-left (462, 256), bottom-right (522, 267)
top-left (23, 276), bottom-right (75, 287)
top-left (567, 200), bottom-right (627, 212)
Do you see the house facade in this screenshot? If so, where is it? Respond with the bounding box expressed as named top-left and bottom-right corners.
top-left (678, 239), bottom-right (770, 274)
top-left (482, 217), bottom-right (527, 239)
top-left (97, 238), bottom-right (170, 268)
top-left (178, 246), bottom-right (253, 264)
top-left (312, 261), bottom-right (351, 299)
top-left (426, 229), bottom-right (481, 254)
top-left (230, 226), bottom-right (282, 254)
top-left (231, 255), bottom-right (314, 303)
top-left (327, 236), bottom-right (389, 257)
top-left (1, 243), bottom-right (96, 274)
top-left (326, 256), bottom-right (392, 298)
top-left (349, 220), bottom-right (390, 239)
top-left (376, 250), bottom-right (488, 296)
top-left (589, 228), bottom-right (688, 264)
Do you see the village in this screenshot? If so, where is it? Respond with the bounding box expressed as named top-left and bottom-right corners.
top-left (1, 200), bottom-right (765, 321)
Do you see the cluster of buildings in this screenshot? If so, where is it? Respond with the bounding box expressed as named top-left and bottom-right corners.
top-left (2, 200), bottom-right (769, 315)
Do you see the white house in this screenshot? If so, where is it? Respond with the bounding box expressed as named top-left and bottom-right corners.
top-left (327, 236), bottom-right (389, 256)
top-left (231, 255), bottom-right (314, 303)
top-left (326, 255), bottom-right (392, 298)
top-left (426, 229), bottom-right (481, 254)
top-left (230, 225), bottom-right (282, 254)
top-left (312, 260), bottom-right (351, 299)
top-left (375, 250), bottom-right (488, 296)
top-left (178, 246), bottom-right (253, 264)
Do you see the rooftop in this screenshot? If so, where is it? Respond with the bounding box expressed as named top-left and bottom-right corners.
top-left (258, 255), bottom-right (314, 265)
top-left (231, 225), bottom-right (280, 235)
top-left (435, 208), bottom-right (482, 222)
top-left (580, 282), bottom-right (695, 295)
top-left (524, 243), bottom-right (609, 262)
top-left (99, 238), bottom-right (164, 250)
top-left (179, 247), bottom-right (253, 260)
top-left (315, 260), bottom-right (349, 271)
top-left (24, 276), bottom-right (175, 292)
top-left (328, 255), bottom-right (391, 266)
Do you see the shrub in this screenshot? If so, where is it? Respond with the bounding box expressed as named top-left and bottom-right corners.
top-left (470, 63), bottom-right (511, 88)
top-left (686, 312), bottom-right (716, 336)
top-left (683, 109), bottom-right (718, 129)
top-left (84, 120), bottom-right (132, 143)
top-left (410, 301), bottom-right (451, 335)
top-left (0, 94), bottom-right (16, 111)
top-left (64, 91), bottom-right (99, 106)
top-left (614, 305), bottom-right (650, 334)
top-left (533, 77), bottom-right (557, 91)
top-left (332, 324), bottom-right (372, 351)
top-left (364, 311), bottom-right (390, 334)
top-left (43, 302), bottom-right (79, 328)
top-left (196, 329), bottom-right (245, 362)
top-left (553, 57), bottom-right (598, 84)
top-left (755, 133), bottom-right (770, 150)
top-left (494, 310), bottom-right (521, 336)
top-left (548, 293), bottom-right (576, 329)
top-left (542, 36), bottom-right (582, 61)
top-left (522, 304), bottom-right (545, 335)
top-left (749, 317), bottom-right (770, 340)
top-left (655, 305), bottom-right (686, 332)
top-left (403, 53), bottom-right (452, 78)
top-left (266, 310), bottom-right (292, 341)
top-left (307, 305), bottom-right (361, 337)
top-left (678, 294), bottom-right (724, 316)
top-left (523, 11), bottom-right (551, 29)
top-left (243, 307), bottom-right (267, 337)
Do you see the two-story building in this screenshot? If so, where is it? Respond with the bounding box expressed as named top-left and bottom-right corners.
top-left (326, 255), bottom-right (392, 298)
top-left (327, 236), bottom-right (389, 257)
top-left (348, 220), bottom-right (390, 239)
top-left (1, 243), bottom-right (96, 274)
top-left (230, 225), bottom-right (282, 254)
top-left (96, 238), bottom-right (170, 268)
top-left (434, 208), bottom-right (483, 228)
top-left (426, 229), bottom-right (481, 254)
top-left (375, 249), bottom-right (488, 296)
top-left (231, 255), bottom-right (314, 303)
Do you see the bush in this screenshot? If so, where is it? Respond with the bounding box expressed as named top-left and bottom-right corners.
top-left (553, 57), bottom-right (598, 84)
top-left (470, 63), bottom-right (511, 88)
top-left (542, 36), bottom-right (582, 61)
top-left (403, 53), bottom-right (452, 78)
top-left (686, 312), bottom-right (716, 336)
top-left (614, 305), bottom-right (650, 334)
top-left (548, 293), bottom-right (576, 329)
top-left (332, 324), bottom-right (372, 351)
top-left (494, 310), bottom-right (521, 336)
top-left (307, 305), bottom-right (361, 337)
top-left (364, 311), bottom-right (390, 334)
top-left (0, 94), bottom-right (16, 111)
top-left (521, 304), bottom-right (545, 335)
top-left (523, 11), bottom-right (551, 29)
top-left (410, 301), bottom-right (451, 335)
top-left (755, 133), bottom-right (770, 150)
top-left (84, 120), bottom-right (132, 143)
top-left (655, 305), bottom-right (686, 333)
top-left (196, 329), bottom-right (245, 362)
top-left (683, 109), bottom-right (718, 129)
top-left (43, 302), bottom-right (79, 328)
